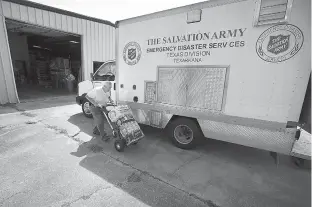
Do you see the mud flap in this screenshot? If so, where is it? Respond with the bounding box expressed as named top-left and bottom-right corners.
top-left (291, 129), bottom-right (311, 160)
top-left (270, 151), bottom-right (280, 166)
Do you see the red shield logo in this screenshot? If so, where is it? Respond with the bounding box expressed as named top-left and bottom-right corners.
top-left (127, 48), bottom-right (137, 60)
top-left (123, 41), bottom-right (141, 65)
top-left (267, 35), bottom-right (290, 55)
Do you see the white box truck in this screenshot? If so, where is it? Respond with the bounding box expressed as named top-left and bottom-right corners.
top-left (114, 0), bottom-right (311, 161)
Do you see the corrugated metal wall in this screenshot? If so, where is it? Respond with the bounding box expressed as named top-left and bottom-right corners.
top-left (0, 0), bottom-right (18, 104)
top-left (0, 0), bottom-right (115, 104)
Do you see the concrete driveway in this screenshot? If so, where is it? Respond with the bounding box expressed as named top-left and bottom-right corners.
top-left (0, 99), bottom-right (311, 207)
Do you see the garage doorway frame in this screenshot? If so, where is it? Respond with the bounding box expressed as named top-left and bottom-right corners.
top-left (5, 18), bottom-right (84, 103)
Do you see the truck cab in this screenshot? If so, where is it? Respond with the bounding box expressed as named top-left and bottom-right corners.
top-left (76, 60), bottom-right (116, 118)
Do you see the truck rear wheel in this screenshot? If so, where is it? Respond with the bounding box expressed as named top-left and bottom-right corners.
top-left (168, 117), bottom-right (202, 150)
top-left (82, 99), bottom-right (93, 118)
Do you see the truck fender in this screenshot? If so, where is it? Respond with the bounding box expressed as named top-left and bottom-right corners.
top-left (76, 93), bottom-right (87, 105)
top-left (164, 115), bottom-right (204, 136)
top-left (78, 80), bottom-right (94, 96)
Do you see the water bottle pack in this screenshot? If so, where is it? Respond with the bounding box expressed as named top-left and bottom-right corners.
top-left (107, 105), bottom-right (144, 141)
top-left (119, 121), bottom-right (141, 139)
top-left (108, 105), bottom-right (132, 122)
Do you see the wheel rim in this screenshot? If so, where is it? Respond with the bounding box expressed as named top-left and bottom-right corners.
top-left (83, 102), bottom-right (91, 115)
top-left (174, 125), bottom-right (194, 145)
top-left (116, 143), bottom-right (121, 150)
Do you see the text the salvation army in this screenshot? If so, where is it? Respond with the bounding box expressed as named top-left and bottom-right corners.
top-left (147, 28), bottom-right (247, 46)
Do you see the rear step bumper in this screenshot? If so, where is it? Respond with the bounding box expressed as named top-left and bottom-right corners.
top-left (291, 129), bottom-right (311, 160)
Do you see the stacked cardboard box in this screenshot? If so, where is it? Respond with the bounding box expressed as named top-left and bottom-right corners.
top-left (28, 51), bottom-right (37, 84)
top-left (36, 59), bottom-right (51, 88)
top-left (50, 57), bottom-right (70, 89)
top-left (70, 60), bottom-right (81, 82)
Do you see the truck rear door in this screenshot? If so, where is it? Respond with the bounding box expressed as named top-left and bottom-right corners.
top-left (92, 61), bottom-right (116, 102)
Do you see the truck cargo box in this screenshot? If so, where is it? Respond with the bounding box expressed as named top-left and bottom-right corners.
top-left (116, 0), bottom-right (311, 159)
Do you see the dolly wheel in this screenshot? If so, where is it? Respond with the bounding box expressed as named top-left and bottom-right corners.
top-left (114, 139), bottom-right (126, 152)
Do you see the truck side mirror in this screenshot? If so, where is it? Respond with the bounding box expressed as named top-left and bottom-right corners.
top-left (90, 73), bottom-right (93, 80)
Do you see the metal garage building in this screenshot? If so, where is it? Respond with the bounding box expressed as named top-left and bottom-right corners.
top-left (0, 0), bottom-right (115, 104)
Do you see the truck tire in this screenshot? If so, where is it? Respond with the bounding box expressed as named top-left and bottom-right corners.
top-left (168, 117), bottom-right (202, 150)
top-left (82, 99), bottom-right (93, 118)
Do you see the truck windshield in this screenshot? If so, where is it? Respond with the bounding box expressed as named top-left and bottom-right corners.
top-left (93, 62), bottom-right (116, 81)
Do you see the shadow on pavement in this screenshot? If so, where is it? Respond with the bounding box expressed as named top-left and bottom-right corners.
top-left (67, 112), bottom-right (310, 170)
top-left (70, 137), bottom-right (100, 157)
top-left (70, 138), bottom-right (214, 207)
top-left (68, 112), bottom-right (311, 207)
top-left (68, 113), bottom-right (215, 206)
top-left (68, 113), bottom-right (94, 136)
top-left (67, 112), bottom-right (170, 143)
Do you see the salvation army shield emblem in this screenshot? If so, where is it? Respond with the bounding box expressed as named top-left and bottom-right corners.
top-left (267, 34), bottom-right (290, 55)
top-left (256, 24), bottom-right (304, 63)
top-left (123, 42), bottom-right (142, 65)
top-left (127, 48), bottom-right (137, 60)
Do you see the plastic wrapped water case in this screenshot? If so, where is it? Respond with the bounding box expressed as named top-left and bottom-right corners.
top-left (108, 105), bottom-right (144, 141)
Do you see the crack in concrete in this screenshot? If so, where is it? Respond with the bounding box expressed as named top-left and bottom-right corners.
top-left (60, 186), bottom-right (112, 207)
top-left (0, 116), bottom-right (71, 139)
top-left (41, 123), bottom-right (85, 146)
top-left (19, 117), bottom-right (83, 144)
top-left (20, 112), bottom-right (37, 117)
top-left (172, 153), bottom-right (204, 176)
top-left (25, 120), bottom-right (38, 125)
top-left (0, 123), bottom-right (23, 130)
top-left (65, 132), bottom-right (219, 207)
top-left (46, 125), bottom-right (68, 135)
top-left (71, 131), bottom-right (81, 138)
top-left (1, 103), bottom-right (25, 112)
top-left (70, 135), bottom-right (84, 145)
top-left (44, 124), bottom-right (81, 140)
top-left (1, 110), bottom-right (81, 144)
top-left (1, 107), bottom-right (217, 206)
top-left (1, 104), bottom-right (82, 141)
top-left (98, 151), bottom-right (220, 207)
top-left (0, 125), bottom-right (29, 137)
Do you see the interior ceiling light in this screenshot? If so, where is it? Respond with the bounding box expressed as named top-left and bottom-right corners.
top-left (69, 40), bottom-right (79, 44)
top-left (32, 45), bottom-right (51, 51)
